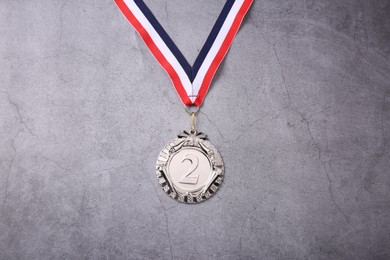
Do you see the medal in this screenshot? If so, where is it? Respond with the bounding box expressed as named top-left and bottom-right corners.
top-left (114, 0), bottom-right (253, 203)
top-left (156, 111), bottom-right (224, 203)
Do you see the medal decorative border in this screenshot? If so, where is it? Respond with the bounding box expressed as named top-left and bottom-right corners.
top-left (156, 131), bottom-right (224, 204)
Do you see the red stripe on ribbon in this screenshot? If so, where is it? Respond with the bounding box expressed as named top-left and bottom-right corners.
top-left (193, 0), bottom-right (253, 106)
top-left (115, 0), bottom-right (192, 105)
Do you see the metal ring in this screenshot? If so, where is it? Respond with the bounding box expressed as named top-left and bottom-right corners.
top-left (185, 106), bottom-right (199, 115)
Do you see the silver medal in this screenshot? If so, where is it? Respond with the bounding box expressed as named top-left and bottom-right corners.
top-left (156, 130), bottom-right (224, 204)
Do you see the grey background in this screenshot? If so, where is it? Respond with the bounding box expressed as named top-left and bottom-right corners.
top-left (0, 0), bottom-right (389, 259)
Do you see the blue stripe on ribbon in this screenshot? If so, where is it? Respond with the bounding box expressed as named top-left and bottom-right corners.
top-left (134, 0), bottom-right (234, 82)
top-left (192, 0), bottom-right (235, 80)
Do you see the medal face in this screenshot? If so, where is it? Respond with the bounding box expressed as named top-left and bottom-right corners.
top-left (156, 131), bottom-right (224, 203)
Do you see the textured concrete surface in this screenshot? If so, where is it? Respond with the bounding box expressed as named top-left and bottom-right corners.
top-left (0, 0), bottom-right (389, 259)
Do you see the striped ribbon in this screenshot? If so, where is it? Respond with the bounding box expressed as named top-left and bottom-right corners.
top-left (114, 0), bottom-right (253, 106)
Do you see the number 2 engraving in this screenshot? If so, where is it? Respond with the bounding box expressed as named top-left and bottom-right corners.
top-left (179, 154), bottom-right (199, 185)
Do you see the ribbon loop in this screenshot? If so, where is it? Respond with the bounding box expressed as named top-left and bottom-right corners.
top-left (115, 0), bottom-right (253, 106)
